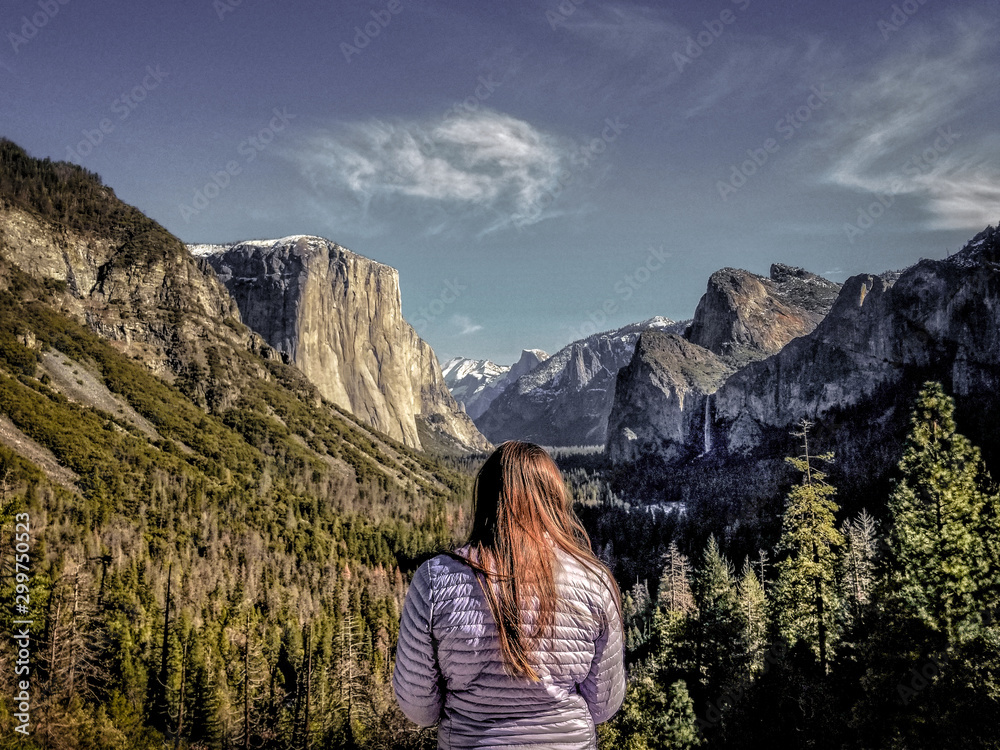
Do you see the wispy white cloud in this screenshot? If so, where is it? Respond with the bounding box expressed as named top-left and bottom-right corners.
top-left (451, 314), bottom-right (483, 335)
top-left (678, 39), bottom-right (805, 120)
top-left (818, 17), bottom-right (1000, 230)
top-left (550, 3), bottom-right (826, 125)
top-left (290, 109), bottom-right (573, 231)
top-left (553, 2), bottom-right (688, 63)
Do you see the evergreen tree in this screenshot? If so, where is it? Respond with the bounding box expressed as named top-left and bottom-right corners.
top-left (736, 559), bottom-right (767, 676)
top-left (887, 381), bottom-right (1000, 646)
top-left (773, 419), bottom-right (843, 673)
top-left (603, 677), bottom-right (702, 750)
top-left (691, 536), bottom-right (744, 695)
top-left (624, 579), bottom-right (652, 651)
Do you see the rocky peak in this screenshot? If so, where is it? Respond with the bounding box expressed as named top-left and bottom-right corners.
top-left (476, 318), bottom-right (681, 446)
top-left (686, 264), bottom-right (840, 366)
top-left (709, 225), bottom-right (1000, 454)
top-left (441, 349), bottom-right (549, 422)
top-left (0, 141), bottom-right (255, 408)
top-left (508, 349), bottom-right (549, 381)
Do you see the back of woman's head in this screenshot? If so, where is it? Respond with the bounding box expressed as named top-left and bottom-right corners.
top-left (469, 441), bottom-right (575, 550)
top-left (464, 441), bottom-right (619, 680)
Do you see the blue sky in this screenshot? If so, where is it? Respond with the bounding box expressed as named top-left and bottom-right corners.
top-left (2, 0), bottom-right (998, 364)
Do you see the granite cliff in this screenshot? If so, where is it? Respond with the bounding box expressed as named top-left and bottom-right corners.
top-left (0, 143), bottom-right (266, 410)
top-left (713, 227), bottom-right (1000, 456)
top-left (195, 236), bottom-right (489, 453)
top-left (606, 332), bottom-right (734, 464)
top-left (0, 139), bottom-right (468, 498)
top-left (608, 227), bottom-right (1000, 503)
top-left (687, 263), bottom-right (841, 366)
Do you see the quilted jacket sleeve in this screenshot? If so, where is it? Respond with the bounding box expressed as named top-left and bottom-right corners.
top-left (392, 561), bottom-right (444, 727)
top-left (579, 575), bottom-right (626, 725)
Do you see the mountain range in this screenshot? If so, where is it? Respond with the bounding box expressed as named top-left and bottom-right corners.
top-left (445, 264), bottom-right (842, 451)
top-left (607, 264), bottom-right (842, 463)
top-left (441, 348), bottom-right (549, 420)
top-left (0, 138), bottom-right (486, 748)
top-left (474, 317), bottom-right (686, 446)
top-left (5, 132), bottom-right (999, 513)
top-left (436, 233), bottom-right (1000, 514)
top-left (602, 229), bottom-right (1000, 508)
top-left (0, 138), bottom-right (483, 499)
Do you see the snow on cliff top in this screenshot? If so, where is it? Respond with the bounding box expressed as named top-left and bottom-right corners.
top-left (186, 235), bottom-right (392, 270)
top-left (188, 235), bottom-right (334, 257)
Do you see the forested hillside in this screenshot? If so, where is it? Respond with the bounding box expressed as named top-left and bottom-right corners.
top-left (0, 141), bottom-right (475, 748)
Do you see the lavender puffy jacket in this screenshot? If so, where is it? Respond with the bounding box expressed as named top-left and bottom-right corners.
top-left (392, 547), bottom-right (625, 749)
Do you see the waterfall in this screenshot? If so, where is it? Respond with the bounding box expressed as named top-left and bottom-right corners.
top-left (703, 395), bottom-right (713, 455)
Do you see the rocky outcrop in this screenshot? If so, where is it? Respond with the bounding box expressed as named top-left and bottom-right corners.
top-left (0, 207), bottom-right (241, 350)
top-left (0, 138), bottom-right (478, 508)
top-left (606, 332), bottom-right (734, 463)
top-left (507, 348), bottom-right (549, 385)
top-left (443, 358), bottom-right (508, 419)
top-left (196, 236), bottom-right (489, 452)
top-left (687, 264), bottom-right (841, 366)
top-left (713, 227), bottom-right (1000, 454)
top-left (443, 349), bottom-right (549, 420)
top-left (0, 200), bottom-right (261, 412)
top-left (606, 264), bottom-right (840, 465)
top-left (476, 318), bottom-right (684, 446)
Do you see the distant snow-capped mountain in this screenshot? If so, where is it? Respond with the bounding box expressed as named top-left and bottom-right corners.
top-left (443, 349), bottom-right (549, 420)
top-left (475, 317), bottom-right (686, 446)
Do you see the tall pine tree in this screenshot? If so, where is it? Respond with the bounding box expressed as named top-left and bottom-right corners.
top-left (736, 559), bottom-right (767, 677)
top-left (887, 381), bottom-right (1000, 646)
top-left (773, 420), bottom-right (843, 673)
top-left (691, 536), bottom-right (744, 694)
top-left (658, 541), bottom-right (696, 616)
top-left (841, 509), bottom-right (877, 627)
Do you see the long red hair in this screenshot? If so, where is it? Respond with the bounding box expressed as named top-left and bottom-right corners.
top-left (457, 441), bottom-right (621, 680)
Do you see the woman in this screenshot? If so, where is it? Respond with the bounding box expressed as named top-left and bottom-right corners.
top-left (393, 441), bottom-right (625, 749)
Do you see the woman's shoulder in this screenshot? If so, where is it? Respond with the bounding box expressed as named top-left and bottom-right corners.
top-left (411, 549), bottom-right (480, 596)
top-left (554, 548), bottom-right (615, 597)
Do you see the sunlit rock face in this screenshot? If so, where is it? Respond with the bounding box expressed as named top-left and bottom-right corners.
top-left (606, 332), bottom-right (734, 464)
top-left (196, 235), bottom-right (489, 452)
top-left (687, 264), bottom-right (841, 367)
